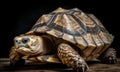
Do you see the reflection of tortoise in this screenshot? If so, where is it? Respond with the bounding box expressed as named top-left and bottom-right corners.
top-left (9, 7), bottom-right (117, 72)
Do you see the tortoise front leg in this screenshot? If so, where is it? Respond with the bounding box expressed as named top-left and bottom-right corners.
top-left (57, 43), bottom-right (89, 72)
top-left (99, 48), bottom-right (117, 64)
top-left (9, 46), bottom-right (25, 66)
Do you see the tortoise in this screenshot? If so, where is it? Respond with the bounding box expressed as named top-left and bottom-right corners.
top-left (9, 7), bottom-right (117, 72)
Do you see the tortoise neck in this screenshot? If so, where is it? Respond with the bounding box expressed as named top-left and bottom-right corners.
top-left (41, 35), bottom-right (56, 55)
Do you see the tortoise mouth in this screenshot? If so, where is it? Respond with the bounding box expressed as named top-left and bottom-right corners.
top-left (16, 47), bottom-right (41, 56)
top-left (17, 45), bottom-right (29, 49)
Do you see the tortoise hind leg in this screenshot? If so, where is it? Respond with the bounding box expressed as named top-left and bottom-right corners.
top-left (99, 48), bottom-right (117, 64)
top-left (57, 43), bottom-right (89, 72)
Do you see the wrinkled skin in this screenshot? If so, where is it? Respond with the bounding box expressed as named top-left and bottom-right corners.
top-left (13, 35), bottom-right (44, 56)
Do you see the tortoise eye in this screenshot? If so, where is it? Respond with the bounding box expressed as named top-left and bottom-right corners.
top-left (14, 37), bottom-right (19, 43)
top-left (14, 39), bottom-right (19, 43)
top-left (22, 38), bottom-right (30, 43)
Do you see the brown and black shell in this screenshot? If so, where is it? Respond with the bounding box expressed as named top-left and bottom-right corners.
top-left (26, 7), bottom-right (114, 61)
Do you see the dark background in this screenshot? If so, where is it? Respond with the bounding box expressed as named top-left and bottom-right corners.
top-left (0, 0), bottom-right (120, 58)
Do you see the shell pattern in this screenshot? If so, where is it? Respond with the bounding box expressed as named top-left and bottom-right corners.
top-left (28, 7), bottom-right (114, 61)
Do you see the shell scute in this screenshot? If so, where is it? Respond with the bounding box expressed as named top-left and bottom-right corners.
top-left (28, 7), bottom-right (114, 60)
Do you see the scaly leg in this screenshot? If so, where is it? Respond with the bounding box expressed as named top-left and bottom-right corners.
top-left (99, 48), bottom-right (117, 64)
top-left (9, 46), bottom-right (25, 66)
top-left (57, 43), bottom-right (89, 72)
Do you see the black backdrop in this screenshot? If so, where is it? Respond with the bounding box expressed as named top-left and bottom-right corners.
top-left (0, 0), bottom-right (120, 58)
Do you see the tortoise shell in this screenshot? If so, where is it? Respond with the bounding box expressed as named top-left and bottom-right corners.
top-left (27, 7), bottom-right (114, 61)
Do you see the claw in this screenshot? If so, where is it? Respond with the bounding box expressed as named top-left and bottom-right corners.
top-left (108, 56), bottom-right (117, 64)
top-left (82, 66), bottom-right (85, 72)
top-left (74, 64), bottom-right (89, 72)
top-left (102, 56), bottom-right (118, 64)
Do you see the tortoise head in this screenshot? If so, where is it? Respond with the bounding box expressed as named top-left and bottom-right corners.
top-left (14, 35), bottom-right (45, 56)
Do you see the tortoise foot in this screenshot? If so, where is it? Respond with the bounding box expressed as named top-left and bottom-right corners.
top-left (73, 61), bottom-right (89, 72)
top-left (104, 56), bottom-right (117, 64)
top-left (9, 46), bottom-right (25, 66)
top-left (10, 59), bottom-right (25, 67)
top-left (99, 48), bottom-right (117, 64)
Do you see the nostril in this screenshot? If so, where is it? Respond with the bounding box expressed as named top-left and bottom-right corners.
top-left (22, 38), bottom-right (30, 43)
